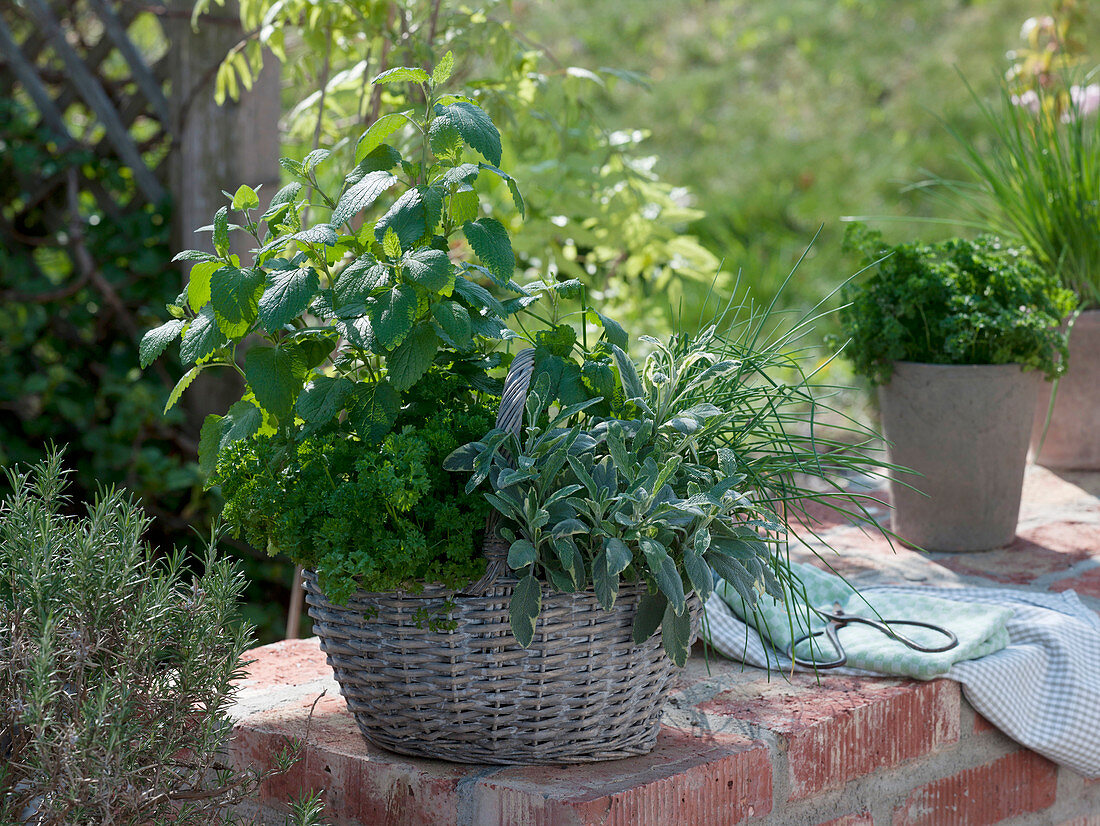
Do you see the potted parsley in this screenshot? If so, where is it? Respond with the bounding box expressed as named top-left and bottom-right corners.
top-left (837, 224), bottom-right (1074, 551)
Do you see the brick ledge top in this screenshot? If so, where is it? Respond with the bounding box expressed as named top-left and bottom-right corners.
top-left (229, 465), bottom-right (1100, 825)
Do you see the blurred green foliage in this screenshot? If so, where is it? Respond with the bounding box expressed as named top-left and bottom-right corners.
top-left (0, 99), bottom-right (199, 531)
top-left (512, 0), bottom-right (1099, 309)
top-left (6, 0), bottom-right (1096, 643)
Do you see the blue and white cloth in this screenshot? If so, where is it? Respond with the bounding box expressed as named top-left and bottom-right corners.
top-left (703, 568), bottom-right (1100, 778)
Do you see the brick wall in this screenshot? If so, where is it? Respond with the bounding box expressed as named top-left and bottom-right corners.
top-left (230, 639), bottom-right (1100, 825)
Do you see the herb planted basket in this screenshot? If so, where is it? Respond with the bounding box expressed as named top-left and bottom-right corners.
top-left (145, 59), bottom-right (884, 764)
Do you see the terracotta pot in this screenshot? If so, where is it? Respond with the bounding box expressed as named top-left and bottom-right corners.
top-left (1030, 309), bottom-right (1100, 470)
top-left (878, 362), bottom-right (1040, 552)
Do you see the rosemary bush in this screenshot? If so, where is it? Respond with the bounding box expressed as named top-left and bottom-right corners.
top-left (0, 452), bottom-right (313, 825)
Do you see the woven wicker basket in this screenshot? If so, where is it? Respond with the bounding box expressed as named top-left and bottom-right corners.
top-left (303, 348), bottom-right (698, 764)
top-left (303, 573), bottom-right (697, 764)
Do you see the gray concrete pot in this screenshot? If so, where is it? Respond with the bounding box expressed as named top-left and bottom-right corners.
top-left (1030, 309), bottom-right (1100, 470)
top-left (878, 362), bottom-right (1040, 552)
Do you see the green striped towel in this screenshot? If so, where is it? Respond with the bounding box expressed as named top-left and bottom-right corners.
top-left (717, 562), bottom-right (1013, 679)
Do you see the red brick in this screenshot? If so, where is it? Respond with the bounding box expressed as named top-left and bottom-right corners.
top-left (1051, 566), bottom-right (1100, 600)
top-left (471, 727), bottom-right (773, 826)
top-left (933, 523), bottom-right (1098, 585)
top-left (702, 674), bottom-right (960, 799)
top-left (238, 636), bottom-right (330, 689)
top-left (232, 695), bottom-right (470, 826)
top-left (818, 814), bottom-right (874, 826)
top-left (972, 712), bottom-right (996, 734)
top-left (1017, 466), bottom-right (1100, 520)
top-left (891, 750), bottom-right (1057, 826)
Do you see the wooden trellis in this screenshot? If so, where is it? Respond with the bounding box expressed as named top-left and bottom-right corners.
top-left (0, 0), bottom-right (172, 247)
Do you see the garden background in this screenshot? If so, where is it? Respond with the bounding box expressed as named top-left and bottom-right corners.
top-left (0, 0), bottom-right (1075, 640)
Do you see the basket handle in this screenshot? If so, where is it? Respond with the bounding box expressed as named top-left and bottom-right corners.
top-left (462, 347), bottom-right (536, 595)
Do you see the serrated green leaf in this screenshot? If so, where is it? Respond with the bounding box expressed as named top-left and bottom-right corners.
top-left (198, 414), bottom-right (224, 476)
top-left (428, 120), bottom-right (463, 159)
top-left (332, 170), bottom-right (397, 227)
top-left (213, 206), bottom-right (229, 257)
top-left (372, 66), bottom-right (430, 85)
top-left (430, 101), bottom-right (502, 166)
top-left (661, 602), bottom-right (692, 667)
top-left (507, 539), bottom-right (537, 569)
top-left (440, 163), bottom-right (480, 186)
top-left (534, 324), bottom-right (577, 358)
top-left (420, 184), bottom-right (444, 233)
top-left (354, 112), bottom-right (410, 166)
top-left (243, 343), bottom-right (306, 421)
top-left (164, 365), bottom-right (202, 413)
top-left (432, 50), bottom-right (454, 85)
top-left (187, 261), bottom-right (221, 313)
top-left (449, 189), bottom-right (479, 225)
top-left (231, 184), bottom-right (259, 211)
top-left (507, 178), bottom-right (525, 218)
top-left (430, 300), bottom-right (473, 350)
top-left (348, 380), bottom-right (400, 443)
top-left (296, 375), bottom-right (354, 424)
top-left (180, 306), bottom-right (227, 364)
top-left (210, 266), bottom-right (264, 338)
top-left (173, 250), bottom-right (218, 263)
top-left (453, 275), bottom-right (507, 317)
top-left (462, 218), bottom-right (513, 281)
top-left (374, 189), bottom-right (426, 250)
top-left (589, 309), bottom-right (629, 349)
top-left (382, 227), bottom-right (401, 259)
top-left (403, 248), bottom-right (454, 292)
top-left (258, 224), bottom-right (336, 256)
top-left (261, 182), bottom-right (302, 223)
top-left (278, 157), bottom-right (304, 178)
top-left (334, 256), bottom-right (390, 304)
top-left (510, 574), bottom-right (542, 648)
top-left (258, 266), bottom-right (320, 333)
top-left (370, 284), bottom-right (418, 349)
top-left (352, 144), bottom-right (402, 176)
top-left (140, 319), bottom-right (184, 368)
top-left (222, 399), bottom-right (263, 446)
top-left (301, 148), bottom-right (330, 175)
top-left (386, 322), bottom-right (438, 390)
top-left (632, 591), bottom-right (668, 644)
top-left (334, 314), bottom-right (373, 351)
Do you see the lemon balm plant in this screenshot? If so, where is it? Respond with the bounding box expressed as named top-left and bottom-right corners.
top-left (141, 55), bottom-right (536, 599)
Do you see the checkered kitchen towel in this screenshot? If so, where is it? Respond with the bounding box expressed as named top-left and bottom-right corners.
top-left (703, 569), bottom-right (1100, 777)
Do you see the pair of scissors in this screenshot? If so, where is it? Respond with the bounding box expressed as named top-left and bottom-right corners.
top-left (789, 602), bottom-right (959, 669)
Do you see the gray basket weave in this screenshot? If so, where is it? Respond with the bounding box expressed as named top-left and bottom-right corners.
top-left (303, 348), bottom-right (697, 764)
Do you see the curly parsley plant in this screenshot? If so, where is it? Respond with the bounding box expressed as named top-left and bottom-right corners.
top-left (837, 224), bottom-right (1075, 385)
